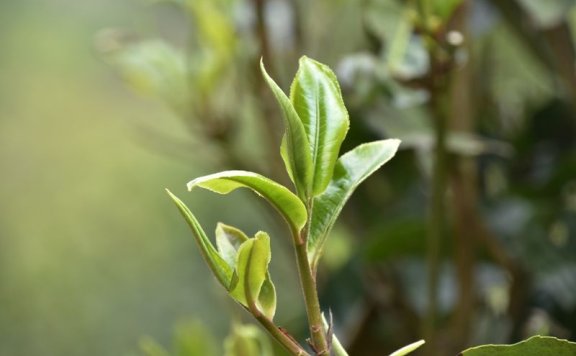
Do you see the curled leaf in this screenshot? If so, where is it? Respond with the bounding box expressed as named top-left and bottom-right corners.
top-left (229, 232), bottom-right (277, 320)
top-left (187, 170), bottom-right (307, 234)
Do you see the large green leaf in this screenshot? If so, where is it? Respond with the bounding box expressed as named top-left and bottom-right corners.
top-left (290, 56), bottom-right (349, 196)
top-left (229, 232), bottom-right (277, 320)
top-left (187, 170), bottom-right (307, 234)
top-left (460, 335), bottom-right (576, 355)
top-left (308, 139), bottom-right (401, 269)
top-left (260, 59), bottom-right (313, 198)
top-left (166, 190), bottom-right (233, 288)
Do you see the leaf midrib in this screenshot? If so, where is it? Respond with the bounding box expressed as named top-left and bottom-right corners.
top-left (312, 76), bottom-right (321, 189)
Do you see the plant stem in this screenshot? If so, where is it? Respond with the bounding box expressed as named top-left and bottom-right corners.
top-left (243, 234), bottom-right (310, 355)
top-left (416, 0), bottom-right (450, 350)
top-left (254, 313), bottom-right (311, 356)
top-left (293, 219), bottom-right (329, 355)
top-left (295, 240), bottom-right (328, 354)
top-left (424, 80), bottom-right (448, 353)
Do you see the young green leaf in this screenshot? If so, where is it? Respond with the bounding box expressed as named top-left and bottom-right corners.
top-left (166, 189), bottom-right (233, 288)
top-left (187, 170), bottom-right (307, 234)
top-left (260, 59), bottom-right (313, 198)
top-left (229, 232), bottom-right (277, 320)
top-left (390, 340), bottom-right (425, 356)
top-left (257, 272), bottom-right (277, 321)
top-left (216, 223), bottom-right (249, 267)
top-left (460, 335), bottom-right (576, 356)
top-left (290, 56), bottom-right (349, 196)
top-left (308, 139), bottom-right (401, 270)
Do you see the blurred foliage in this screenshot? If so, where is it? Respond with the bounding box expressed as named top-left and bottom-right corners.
top-left (3, 0), bottom-right (576, 354)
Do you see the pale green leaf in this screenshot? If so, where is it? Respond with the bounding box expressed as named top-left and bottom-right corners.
top-left (290, 56), bottom-right (349, 196)
top-left (260, 59), bottom-right (313, 197)
top-left (460, 335), bottom-right (576, 355)
top-left (308, 139), bottom-right (401, 269)
top-left (187, 170), bottom-right (307, 234)
top-left (257, 272), bottom-right (277, 321)
top-left (228, 240), bottom-right (253, 308)
top-left (229, 232), bottom-right (277, 319)
top-left (215, 223), bottom-right (249, 267)
top-left (390, 340), bottom-right (425, 356)
top-left (166, 189), bottom-right (233, 287)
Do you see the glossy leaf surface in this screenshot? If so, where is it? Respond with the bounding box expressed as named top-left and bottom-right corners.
top-left (166, 190), bottom-right (233, 287)
top-left (187, 170), bottom-right (307, 233)
top-left (229, 232), bottom-right (277, 319)
top-left (260, 59), bottom-right (313, 197)
top-left (290, 56), bottom-right (349, 196)
top-left (308, 139), bottom-right (401, 268)
top-left (460, 335), bottom-right (576, 356)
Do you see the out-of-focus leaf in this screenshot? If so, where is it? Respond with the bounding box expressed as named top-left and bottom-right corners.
top-left (390, 340), bottom-right (425, 356)
top-left (140, 320), bottom-right (219, 356)
top-left (185, 0), bottom-right (236, 94)
top-left (432, 0), bottom-right (464, 20)
top-left (140, 337), bottom-right (171, 356)
top-left (173, 320), bottom-right (219, 356)
top-left (224, 323), bottom-right (273, 356)
top-left (460, 335), bottom-right (576, 355)
top-left (308, 139), bottom-right (401, 269)
top-left (261, 59), bottom-right (313, 198)
top-left (290, 56), bottom-right (349, 196)
top-left (215, 223), bottom-right (249, 267)
top-left (166, 190), bottom-right (233, 287)
top-left (386, 10), bottom-right (413, 74)
top-left (229, 232), bottom-right (277, 320)
top-left (517, 0), bottom-right (574, 28)
top-left (364, 218), bottom-right (427, 261)
top-left (187, 170), bottom-right (307, 234)
top-left (106, 40), bottom-right (189, 115)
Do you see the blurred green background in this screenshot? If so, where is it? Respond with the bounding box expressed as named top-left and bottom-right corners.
top-left (2, 0), bottom-right (576, 355)
top-left (0, 1), bottom-right (237, 354)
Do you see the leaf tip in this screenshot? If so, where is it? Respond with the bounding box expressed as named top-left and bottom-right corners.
top-left (259, 57), bottom-right (267, 75)
top-left (165, 188), bottom-right (177, 200)
top-left (390, 138), bottom-right (402, 151)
